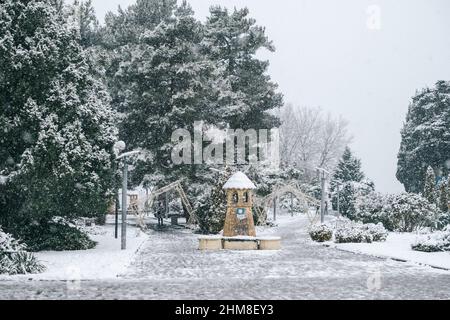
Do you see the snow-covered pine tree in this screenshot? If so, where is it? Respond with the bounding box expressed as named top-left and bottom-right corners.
top-left (397, 81), bottom-right (450, 193)
top-left (448, 175), bottom-right (450, 211)
top-left (67, 0), bottom-right (100, 48)
top-left (330, 147), bottom-right (373, 218)
top-left (423, 166), bottom-right (437, 205)
top-left (0, 0), bottom-right (117, 228)
top-left (203, 6), bottom-right (283, 130)
top-left (114, 1), bottom-right (236, 188)
top-left (199, 167), bottom-right (233, 234)
top-left (438, 176), bottom-right (448, 213)
top-left (100, 0), bottom-right (178, 114)
top-left (332, 147), bottom-right (365, 184)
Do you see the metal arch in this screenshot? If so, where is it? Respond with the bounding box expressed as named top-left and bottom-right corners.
top-left (133, 180), bottom-right (198, 230)
top-left (255, 182), bottom-right (321, 225)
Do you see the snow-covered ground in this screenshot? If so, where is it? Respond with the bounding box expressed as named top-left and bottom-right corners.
top-left (1, 215), bottom-right (450, 299)
top-left (328, 232), bottom-right (450, 270)
top-left (0, 223), bottom-right (148, 281)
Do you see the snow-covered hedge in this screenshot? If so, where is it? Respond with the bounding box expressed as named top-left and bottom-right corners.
top-left (412, 227), bottom-right (450, 253)
top-left (355, 192), bottom-right (441, 232)
top-left (334, 221), bottom-right (373, 244)
top-left (0, 227), bottom-right (45, 275)
top-left (310, 219), bottom-right (388, 244)
top-left (361, 223), bottom-right (389, 242)
top-left (17, 219), bottom-right (97, 252)
top-left (309, 224), bottom-right (333, 242)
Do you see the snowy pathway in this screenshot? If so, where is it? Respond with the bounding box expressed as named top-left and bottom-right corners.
top-left (1, 216), bottom-right (450, 300)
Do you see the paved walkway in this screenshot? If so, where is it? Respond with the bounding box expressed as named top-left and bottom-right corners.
top-left (1, 217), bottom-right (450, 299)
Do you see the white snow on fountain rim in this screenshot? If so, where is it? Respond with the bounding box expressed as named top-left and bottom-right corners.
top-left (223, 171), bottom-right (256, 190)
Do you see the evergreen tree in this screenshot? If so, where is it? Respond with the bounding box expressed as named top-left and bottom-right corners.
top-left (397, 81), bottom-right (450, 193)
top-left (68, 0), bottom-right (100, 48)
top-left (331, 147), bottom-right (373, 218)
top-left (331, 147), bottom-right (365, 185)
top-left (198, 167), bottom-right (233, 234)
top-left (99, 1), bottom-right (283, 196)
top-left (0, 0), bottom-right (117, 229)
top-left (203, 6), bottom-right (283, 130)
top-left (438, 176), bottom-right (448, 213)
top-left (112, 1), bottom-right (236, 188)
top-left (423, 166), bottom-right (437, 204)
top-left (99, 0), bottom-right (178, 115)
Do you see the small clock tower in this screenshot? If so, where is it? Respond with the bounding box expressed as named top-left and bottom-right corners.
top-left (222, 172), bottom-right (257, 237)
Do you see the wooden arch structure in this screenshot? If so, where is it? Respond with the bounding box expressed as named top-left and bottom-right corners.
top-left (254, 182), bottom-right (321, 225)
top-left (133, 180), bottom-right (197, 230)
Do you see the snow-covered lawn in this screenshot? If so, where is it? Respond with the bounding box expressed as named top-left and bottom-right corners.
top-left (328, 232), bottom-right (450, 270)
top-left (0, 224), bottom-right (148, 281)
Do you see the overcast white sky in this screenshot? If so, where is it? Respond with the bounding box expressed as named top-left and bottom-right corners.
top-left (91, 0), bottom-right (450, 193)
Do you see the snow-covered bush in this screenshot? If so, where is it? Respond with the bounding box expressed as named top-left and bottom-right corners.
top-left (334, 219), bottom-right (388, 244)
top-left (335, 222), bottom-right (373, 244)
top-left (355, 192), bottom-right (441, 232)
top-left (309, 219), bottom-right (388, 244)
top-left (354, 192), bottom-right (395, 229)
top-left (389, 193), bottom-right (439, 232)
top-left (0, 252), bottom-right (46, 275)
top-left (361, 223), bottom-right (389, 242)
top-left (17, 221), bottom-right (97, 252)
top-left (0, 227), bottom-right (45, 275)
top-left (412, 227), bottom-right (450, 253)
top-left (309, 224), bottom-right (333, 242)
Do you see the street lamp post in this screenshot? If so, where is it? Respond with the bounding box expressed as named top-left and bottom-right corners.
top-left (316, 167), bottom-right (331, 224)
top-left (121, 160), bottom-right (128, 250)
top-left (114, 141), bottom-right (142, 251)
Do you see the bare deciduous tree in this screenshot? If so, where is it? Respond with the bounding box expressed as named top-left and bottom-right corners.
top-left (279, 104), bottom-right (352, 181)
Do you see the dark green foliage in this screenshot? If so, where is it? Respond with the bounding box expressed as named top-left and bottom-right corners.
top-left (331, 147), bottom-right (373, 218)
top-left (0, 226), bottom-right (45, 275)
top-left (17, 222), bottom-right (97, 252)
top-left (99, 1), bottom-right (283, 192)
top-left (412, 242), bottom-right (444, 253)
top-left (331, 147), bottom-right (365, 185)
top-left (397, 81), bottom-right (450, 193)
top-left (203, 6), bottom-right (283, 130)
top-left (309, 224), bottom-right (333, 242)
top-left (0, 252), bottom-right (46, 275)
top-left (412, 228), bottom-right (450, 252)
top-left (197, 168), bottom-right (232, 234)
top-left (0, 0), bottom-right (117, 227)
top-left (423, 166), bottom-right (437, 204)
top-left (438, 176), bottom-right (449, 213)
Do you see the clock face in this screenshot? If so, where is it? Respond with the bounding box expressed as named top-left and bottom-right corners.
top-left (236, 208), bottom-right (246, 220)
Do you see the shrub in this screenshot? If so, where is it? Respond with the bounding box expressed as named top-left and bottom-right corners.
top-left (355, 192), bottom-right (441, 232)
top-left (362, 223), bottom-right (389, 242)
top-left (309, 224), bottom-right (333, 242)
top-left (335, 223), bottom-right (373, 244)
top-left (334, 219), bottom-right (388, 244)
top-left (354, 192), bottom-right (396, 230)
top-left (0, 252), bottom-right (46, 275)
top-left (309, 219), bottom-right (388, 244)
top-left (17, 221), bottom-right (97, 252)
top-left (0, 227), bottom-right (45, 275)
top-left (390, 193), bottom-right (439, 232)
top-left (412, 227), bottom-right (450, 253)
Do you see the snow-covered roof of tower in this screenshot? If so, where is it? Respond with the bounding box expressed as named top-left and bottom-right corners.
top-left (223, 172), bottom-right (256, 190)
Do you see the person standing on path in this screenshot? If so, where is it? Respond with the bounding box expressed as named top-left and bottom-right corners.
top-left (156, 195), bottom-right (165, 228)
